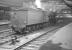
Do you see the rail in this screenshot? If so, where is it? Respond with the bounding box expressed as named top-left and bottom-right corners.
top-left (0, 29), bottom-right (12, 32)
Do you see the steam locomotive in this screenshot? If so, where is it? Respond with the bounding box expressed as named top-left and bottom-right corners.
top-left (10, 8), bottom-right (50, 34)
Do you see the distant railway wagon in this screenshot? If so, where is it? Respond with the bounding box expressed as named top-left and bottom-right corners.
top-left (10, 8), bottom-right (49, 34)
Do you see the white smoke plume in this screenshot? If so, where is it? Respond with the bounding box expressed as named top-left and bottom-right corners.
top-left (35, 0), bottom-right (42, 8)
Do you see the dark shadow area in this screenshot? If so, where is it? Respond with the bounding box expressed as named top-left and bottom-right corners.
top-left (39, 40), bottom-right (72, 50)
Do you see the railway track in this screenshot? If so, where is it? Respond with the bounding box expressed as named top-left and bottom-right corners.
top-left (0, 29), bottom-right (23, 45)
top-left (0, 24), bottom-right (58, 45)
top-left (0, 29), bottom-right (13, 38)
top-left (0, 21), bottom-right (70, 50)
top-left (14, 22), bottom-right (70, 50)
top-left (14, 27), bottom-right (59, 50)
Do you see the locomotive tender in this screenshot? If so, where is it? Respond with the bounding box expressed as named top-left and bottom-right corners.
top-left (10, 8), bottom-right (49, 34)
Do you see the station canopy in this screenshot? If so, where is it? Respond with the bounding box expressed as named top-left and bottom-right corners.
top-left (0, 0), bottom-right (69, 11)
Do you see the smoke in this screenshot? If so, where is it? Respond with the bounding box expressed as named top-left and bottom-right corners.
top-left (33, 0), bottom-right (67, 12)
top-left (35, 0), bottom-right (42, 8)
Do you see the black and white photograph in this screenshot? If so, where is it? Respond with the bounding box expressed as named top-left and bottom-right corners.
top-left (0, 0), bottom-right (72, 50)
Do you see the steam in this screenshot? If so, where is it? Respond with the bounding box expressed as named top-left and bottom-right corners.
top-left (35, 0), bottom-right (42, 8)
top-left (32, 0), bottom-right (67, 12)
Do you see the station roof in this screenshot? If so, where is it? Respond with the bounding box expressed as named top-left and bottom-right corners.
top-left (0, 0), bottom-right (72, 11)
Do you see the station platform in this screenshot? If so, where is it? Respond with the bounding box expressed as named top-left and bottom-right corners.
top-left (39, 23), bottom-right (72, 50)
top-left (0, 21), bottom-right (10, 25)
